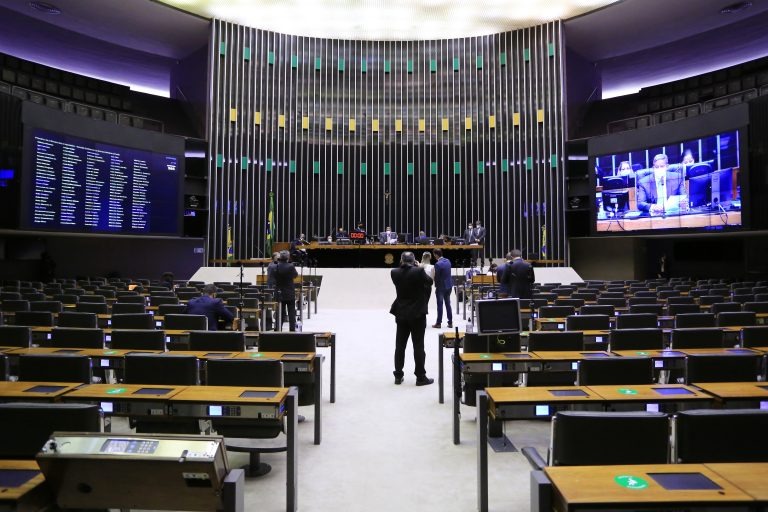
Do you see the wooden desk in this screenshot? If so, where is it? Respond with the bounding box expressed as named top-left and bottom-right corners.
top-left (706, 462), bottom-right (768, 501)
top-left (304, 241), bottom-right (480, 268)
top-left (597, 210), bottom-right (742, 232)
top-left (587, 384), bottom-right (712, 412)
top-left (0, 381), bottom-right (82, 400)
top-left (0, 460), bottom-right (48, 508)
top-left (544, 464), bottom-right (753, 511)
top-left (692, 381), bottom-right (768, 407)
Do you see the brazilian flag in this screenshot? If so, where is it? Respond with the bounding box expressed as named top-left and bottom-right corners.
top-left (265, 192), bottom-right (275, 256)
top-left (226, 225), bottom-right (234, 266)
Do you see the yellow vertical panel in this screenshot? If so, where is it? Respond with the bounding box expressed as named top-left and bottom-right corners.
top-left (537, 109), bottom-right (545, 123)
top-left (229, 108), bottom-right (237, 122)
top-left (302, 116), bottom-right (310, 130)
top-left (418, 119), bottom-right (425, 132)
top-left (349, 118), bottom-right (356, 132)
top-left (254, 111), bottom-right (262, 125)
top-left (512, 112), bottom-right (520, 126)
top-left (372, 119), bottom-right (380, 132)
top-left (395, 119), bottom-right (403, 132)
top-left (465, 117), bottom-right (472, 130)
top-left (278, 114), bottom-right (286, 128)
top-left (441, 118), bottom-right (449, 131)
top-left (488, 115), bottom-right (496, 128)
top-left (325, 117), bottom-right (333, 131)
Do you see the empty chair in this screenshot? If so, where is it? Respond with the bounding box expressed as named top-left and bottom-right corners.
top-left (740, 325), bottom-right (768, 348)
top-left (13, 311), bottom-right (54, 327)
top-left (115, 295), bottom-right (146, 304)
top-left (163, 314), bottom-right (208, 331)
top-left (149, 296), bottom-right (179, 307)
top-left (22, 293), bottom-right (45, 302)
top-left (538, 305), bottom-right (575, 319)
top-left (596, 297), bottom-right (626, 307)
top-left (50, 327), bottom-right (104, 349)
top-left (78, 295), bottom-right (106, 304)
top-left (258, 332), bottom-right (317, 406)
top-left (521, 411), bottom-right (670, 468)
top-left (109, 329), bottom-right (166, 351)
top-left (627, 297), bottom-right (658, 306)
top-left (0, 325), bottom-right (32, 347)
top-left (667, 303), bottom-right (701, 316)
top-left (1, 300), bottom-right (30, 313)
top-left (110, 313), bottom-right (155, 330)
top-left (674, 313), bottom-right (715, 328)
top-left (571, 291), bottom-right (598, 301)
top-left (615, 313), bottom-right (658, 329)
top-left (599, 291), bottom-right (625, 299)
top-left (565, 314), bottom-right (610, 331)
top-left (0, 403), bottom-right (101, 458)
top-left (95, 289), bottom-right (116, 299)
top-left (57, 311), bottom-right (97, 328)
top-left (671, 328), bottom-right (724, 349)
top-left (528, 331), bottom-right (583, 351)
top-left (717, 311), bottom-right (756, 327)
top-left (157, 304), bottom-right (187, 316)
top-left (756, 293), bottom-right (768, 302)
top-left (579, 305), bottom-right (615, 317)
top-left (111, 302), bottom-right (146, 314)
top-left (551, 288), bottom-right (574, 297)
top-left (52, 294), bottom-right (79, 306)
top-left (731, 294), bottom-right (755, 304)
top-left (667, 296), bottom-right (696, 305)
top-left (657, 290), bottom-right (681, 300)
top-left (17, 354), bottom-right (92, 383)
top-left (633, 291), bottom-right (656, 298)
top-left (684, 354), bottom-right (762, 383)
top-left (176, 291), bottom-right (201, 301)
top-left (628, 304), bottom-right (664, 315)
top-left (0, 291), bottom-right (22, 301)
top-left (743, 301), bottom-right (768, 314)
top-left (577, 357), bottom-right (654, 385)
top-left (699, 295), bottom-right (725, 306)
top-left (554, 298), bottom-right (585, 309)
top-left (675, 409), bottom-right (768, 463)
top-left (188, 331), bottom-right (246, 352)
top-left (533, 292), bottom-right (557, 303)
top-left (711, 302), bottom-right (742, 314)
top-left (75, 302), bottom-right (109, 314)
top-left (609, 328), bottom-right (665, 351)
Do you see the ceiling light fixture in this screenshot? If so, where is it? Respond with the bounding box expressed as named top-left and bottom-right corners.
top-left (28, 1), bottom-right (61, 14)
top-left (720, 1), bottom-right (752, 14)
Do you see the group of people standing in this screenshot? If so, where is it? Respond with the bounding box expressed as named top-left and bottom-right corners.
top-left (389, 248), bottom-right (534, 386)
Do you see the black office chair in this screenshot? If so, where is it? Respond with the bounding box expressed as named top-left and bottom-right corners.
top-left (122, 353), bottom-right (200, 433)
top-left (599, 291), bottom-right (625, 299)
top-left (522, 411), bottom-right (670, 468)
top-left (164, 314), bottom-right (208, 331)
top-left (743, 301), bottom-right (768, 314)
top-left (111, 302), bottom-right (146, 314)
top-left (627, 297), bottom-right (657, 306)
top-left (564, 314), bottom-right (610, 331)
top-left (157, 304), bottom-right (188, 316)
top-left (571, 291), bottom-right (598, 301)
top-left (206, 358), bottom-right (286, 476)
top-left (731, 294), bottom-right (755, 304)
top-left (699, 295), bottom-right (726, 306)
top-left (740, 325), bottom-right (768, 348)
top-left (23, 293), bottom-right (46, 303)
top-left (716, 311), bottom-right (756, 327)
top-left (609, 328), bottom-right (664, 351)
top-left (188, 331), bottom-right (246, 352)
top-left (674, 312), bottom-right (716, 328)
top-left (149, 296), bottom-right (180, 307)
top-left (17, 354), bottom-right (92, 383)
top-left (671, 328), bottom-right (724, 349)
top-left (667, 296), bottom-right (695, 305)
top-left (577, 357), bottom-right (654, 386)
top-left (615, 313), bottom-right (657, 329)
top-left (0, 291), bottom-right (22, 301)
top-left (538, 306), bottom-right (576, 319)
top-left (50, 327), bottom-right (105, 349)
top-left (684, 354), bottom-right (762, 383)
top-left (628, 304), bottom-right (664, 315)
top-left (710, 302), bottom-right (742, 314)
top-left (667, 303), bottom-right (700, 316)
top-left (116, 295), bottom-right (147, 305)
top-left (675, 409), bottom-right (768, 463)
top-left (0, 325), bottom-right (32, 347)
top-left (656, 290), bottom-right (680, 300)
top-left (75, 302), bottom-right (109, 314)
top-left (0, 403), bottom-right (101, 458)
top-left (258, 332), bottom-right (317, 407)
top-left (110, 313), bottom-right (155, 330)
top-left (579, 305), bottom-right (614, 317)
top-left (52, 294), bottom-right (79, 306)
top-left (57, 311), bottom-right (98, 328)
top-left (78, 295), bottom-right (106, 304)
top-left (553, 298), bottom-right (585, 309)
top-left (596, 297), bottom-right (626, 307)
top-left (109, 329), bottom-right (167, 351)
top-left (13, 311), bottom-right (54, 327)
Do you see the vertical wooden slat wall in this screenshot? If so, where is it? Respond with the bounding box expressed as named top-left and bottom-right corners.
top-left (208, 20), bottom-right (566, 264)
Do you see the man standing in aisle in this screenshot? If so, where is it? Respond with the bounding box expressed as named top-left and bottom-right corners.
top-left (274, 250), bottom-right (298, 331)
top-left (507, 249), bottom-right (535, 302)
top-left (431, 248), bottom-right (453, 328)
top-left (390, 251), bottom-right (434, 386)
top-left (472, 220), bottom-right (487, 269)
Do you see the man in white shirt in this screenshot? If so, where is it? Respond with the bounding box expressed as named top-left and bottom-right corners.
top-left (637, 154), bottom-right (686, 216)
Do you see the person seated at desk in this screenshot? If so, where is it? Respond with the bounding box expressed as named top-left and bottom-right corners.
top-left (290, 233), bottom-right (308, 263)
top-left (681, 149), bottom-right (695, 166)
top-left (379, 226), bottom-right (398, 245)
top-left (186, 284), bottom-right (235, 331)
top-left (352, 222), bottom-right (368, 243)
top-left (334, 227), bottom-right (349, 240)
top-left (637, 154), bottom-right (688, 216)
top-left (616, 160), bottom-right (634, 178)
top-left (160, 271), bottom-right (175, 290)
top-left (415, 230), bottom-right (430, 245)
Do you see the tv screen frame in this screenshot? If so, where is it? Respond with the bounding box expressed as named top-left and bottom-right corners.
top-left (475, 298), bottom-right (522, 335)
top-left (588, 104), bottom-right (750, 236)
top-left (19, 102), bottom-right (184, 237)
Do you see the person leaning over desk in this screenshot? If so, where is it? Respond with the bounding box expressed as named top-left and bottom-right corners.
top-left (186, 284), bottom-right (235, 331)
top-left (637, 154), bottom-right (687, 216)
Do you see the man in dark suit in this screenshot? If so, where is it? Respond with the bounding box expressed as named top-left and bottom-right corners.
top-left (431, 248), bottom-right (453, 328)
top-left (186, 284), bottom-right (235, 331)
top-left (390, 251), bottom-right (434, 386)
top-left (504, 249), bottom-right (535, 301)
top-left (379, 226), bottom-right (398, 244)
top-left (472, 220), bottom-right (487, 269)
top-left (496, 252), bottom-right (513, 298)
top-left (289, 233), bottom-right (308, 263)
top-left (462, 222), bottom-right (475, 245)
top-left (637, 154), bottom-right (687, 215)
top-left (274, 250), bottom-right (299, 331)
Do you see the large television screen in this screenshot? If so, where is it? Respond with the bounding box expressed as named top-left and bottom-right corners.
top-left (19, 103), bottom-right (184, 236)
top-left (592, 129), bottom-right (743, 234)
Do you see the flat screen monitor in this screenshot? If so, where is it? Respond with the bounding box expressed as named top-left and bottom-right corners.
top-left (591, 126), bottom-right (744, 234)
top-left (475, 298), bottom-right (522, 335)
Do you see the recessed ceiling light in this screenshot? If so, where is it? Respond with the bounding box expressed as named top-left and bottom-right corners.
top-left (720, 1), bottom-right (752, 14)
top-left (28, 1), bottom-right (61, 14)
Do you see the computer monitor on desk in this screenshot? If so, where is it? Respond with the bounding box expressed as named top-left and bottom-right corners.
top-left (602, 190), bottom-right (629, 216)
top-left (397, 233), bottom-right (412, 244)
top-left (476, 298), bottom-right (522, 335)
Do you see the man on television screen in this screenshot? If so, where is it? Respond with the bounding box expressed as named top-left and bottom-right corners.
top-left (637, 154), bottom-right (687, 216)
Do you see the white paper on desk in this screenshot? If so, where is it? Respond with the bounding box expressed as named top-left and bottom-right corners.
top-left (665, 194), bottom-right (686, 212)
